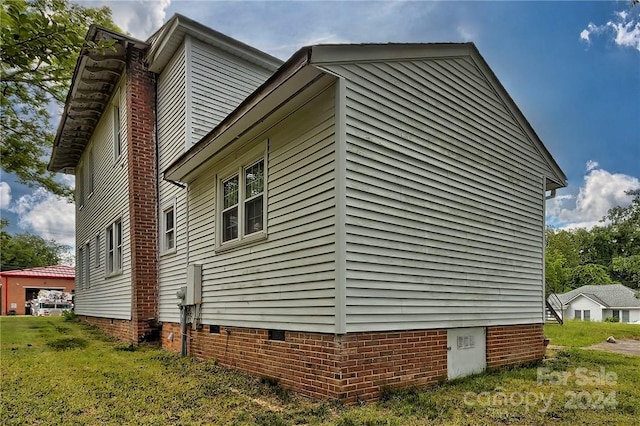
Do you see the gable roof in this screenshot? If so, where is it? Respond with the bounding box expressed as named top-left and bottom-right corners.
top-left (164, 43), bottom-right (567, 190)
top-left (48, 15), bottom-right (282, 174)
top-left (0, 265), bottom-right (75, 279)
top-left (146, 14), bottom-right (282, 74)
top-left (557, 284), bottom-right (640, 308)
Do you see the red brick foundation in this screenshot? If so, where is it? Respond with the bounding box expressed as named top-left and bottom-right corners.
top-left (80, 318), bottom-right (545, 401)
top-left (486, 323), bottom-right (545, 368)
top-left (162, 323), bottom-right (449, 402)
top-left (78, 315), bottom-right (135, 343)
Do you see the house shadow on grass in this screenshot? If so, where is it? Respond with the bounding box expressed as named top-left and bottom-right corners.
top-left (47, 337), bottom-right (88, 350)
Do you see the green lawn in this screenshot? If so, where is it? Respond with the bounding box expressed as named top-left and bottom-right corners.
top-left (544, 319), bottom-right (640, 348)
top-left (1, 317), bottom-right (639, 425)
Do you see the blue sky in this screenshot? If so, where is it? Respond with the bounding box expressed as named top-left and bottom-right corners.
top-left (1, 0), bottom-right (638, 254)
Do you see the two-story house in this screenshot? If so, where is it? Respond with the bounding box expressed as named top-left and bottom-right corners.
top-left (49, 15), bottom-right (566, 402)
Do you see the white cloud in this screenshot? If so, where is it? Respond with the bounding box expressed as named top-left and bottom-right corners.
top-left (9, 188), bottom-right (76, 247)
top-left (99, 0), bottom-right (172, 40)
top-left (0, 182), bottom-right (11, 209)
top-left (585, 160), bottom-right (598, 172)
top-left (580, 29), bottom-right (590, 43)
top-left (456, 25), bottom-right (475, 42)
top-left (580, 10), bottom-right (640, 52)
top-left (547, 162), bottom-right (640, 230)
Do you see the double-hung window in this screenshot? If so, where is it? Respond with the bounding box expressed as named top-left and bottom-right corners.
top-left (218, 146), bottom-right (267, 248)
top-left (106, 218), bottom-right (122, 275)
top-left (161, 202), bottom-right (176, 254)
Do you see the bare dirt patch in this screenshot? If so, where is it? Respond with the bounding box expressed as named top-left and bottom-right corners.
top-left (584, 340), bottom-right (640, 357)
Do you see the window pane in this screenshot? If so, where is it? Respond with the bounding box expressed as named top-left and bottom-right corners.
top-left (116, 221), bottom-right (122, 270)
top-left (245, 161), bottom-right (264, 198)
top-left (245, 195), bottom-right (263, 235)
top-left (223, 176), bottom-right (239, 209)
top-left (574, 310), bottom-right (581, 320)
top-left (223, 207), bottom-right (238, 242)
top-left (583, 310), bottom-right (590, 321)
top-left (166, 230), bottom-right (175, 250)
top-left (107, 226), bottom-right (114, 273)
top-left (165, 209), bottom-right (174, 231)
top-left (622, 310), bottom-right (629, 323)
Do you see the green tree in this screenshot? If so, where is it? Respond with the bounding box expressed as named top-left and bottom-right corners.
top-left (1, 0), bottom-right (118, 198)
top-left (0, 220), bottom-right (69, 270)
top-left (567, 264), bottom-right (613, 289)
top-left (545, 248), bottom-right (568, 294)
top-left (611, 255), bottom-right (640, 289)
top-left (545, 227), bottom-right (581, 293)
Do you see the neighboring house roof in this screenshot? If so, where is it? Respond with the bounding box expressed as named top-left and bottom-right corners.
top-left (0, 265), bottom-right (76, 279)
top-left (163, 43), bottom-right (567, 190)
top-left (557, 284), bottom-right (640, 309)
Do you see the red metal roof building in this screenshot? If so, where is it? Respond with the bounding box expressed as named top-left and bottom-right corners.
top-left (1, 266), bottom-right (75, 315)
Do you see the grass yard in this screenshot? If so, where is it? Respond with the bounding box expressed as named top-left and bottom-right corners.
top-left (544, 319), bottom-right (640, 348)
top-left (1, 317), bottom-right (639, 425)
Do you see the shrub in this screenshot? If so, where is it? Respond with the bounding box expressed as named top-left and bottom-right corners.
top-left (61, 310), bottom-right (77, 322)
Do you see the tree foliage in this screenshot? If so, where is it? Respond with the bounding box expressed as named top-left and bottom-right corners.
top-left (1, 0), bottom-right (118, 198)
top-left (0, 220), bottom-right (69, 270)
top-left (546, 190), bottom-right (640, 292)
top-left (567, 264), bottom-right (613, 288)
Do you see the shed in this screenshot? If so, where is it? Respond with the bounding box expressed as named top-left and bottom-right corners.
top-left (1, 266), bottom-right (75, 315)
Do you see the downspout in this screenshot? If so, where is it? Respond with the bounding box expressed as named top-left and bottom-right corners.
top-left (180, 304), bottom-right (188, 356)
top-left (543, 180), bottom-right (556, 323)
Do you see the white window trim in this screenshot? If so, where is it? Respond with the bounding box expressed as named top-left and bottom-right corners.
top-left (105, 217), bottom-right (123, 277)
top-left (215, 141), bottom-right (268, 252)
top-left (160, 199), bottom-right (177, 255)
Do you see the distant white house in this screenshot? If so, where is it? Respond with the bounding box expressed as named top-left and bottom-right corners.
top-left (556, 284), bottom-right (640, 323)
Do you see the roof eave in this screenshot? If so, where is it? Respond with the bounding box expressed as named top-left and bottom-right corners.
top-left (466, 45), bottom-right (567, 190)
top-left (164, 46), bottom-right (313, 182)
top-left (146, 14), bottom-right (283, 74)
top-left (48, 26), bottom-right (148, 173)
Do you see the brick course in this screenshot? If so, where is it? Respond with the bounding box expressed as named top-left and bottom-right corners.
top-left (79, 315), bottom-right (134, 342)
top-left (486, 323), bottom-right (545, 368)
top-left (162, 323), bottom-right (450, 403)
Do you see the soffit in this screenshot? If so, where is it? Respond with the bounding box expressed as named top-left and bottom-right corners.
top-left (48, 27), bottom-right (147, 173)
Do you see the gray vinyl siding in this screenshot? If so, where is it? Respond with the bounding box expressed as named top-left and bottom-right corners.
top-left (75, 86), bottom-right (131, 319)
top-left (157, 39), bottom-right (279, 322)
top-left (157, 44), bottom-right (188, 323)
top-left (323, 58), bottom-right (550, 332)
top-left (188, 86), bottom-right (337, 332)
top-left (189, 38), bottom-right (275, 146)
